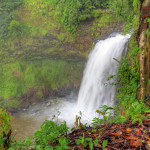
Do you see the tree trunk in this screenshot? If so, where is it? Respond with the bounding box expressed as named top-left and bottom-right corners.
top-left (138, 0), bottom-right (150, 101)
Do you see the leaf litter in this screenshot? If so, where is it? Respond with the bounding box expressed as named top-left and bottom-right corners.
top-left (66, 114), bottom-right (150, 149)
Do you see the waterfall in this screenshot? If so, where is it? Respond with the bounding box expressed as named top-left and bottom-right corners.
top-left (77, 33), bottom-right (131, 116)
top-left (58, 33), bottom-right (131, 125)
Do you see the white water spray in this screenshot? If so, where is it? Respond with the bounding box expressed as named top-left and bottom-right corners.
top-left (77, 34), bottom-right (131, 117)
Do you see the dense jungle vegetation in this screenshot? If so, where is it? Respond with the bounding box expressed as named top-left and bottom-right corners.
top-left (0, 0), bottom-right (150, 149)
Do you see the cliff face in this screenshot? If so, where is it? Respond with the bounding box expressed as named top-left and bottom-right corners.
top-left (0, 4), bottom-right (124, 111)
top-left (138, 0), bottom-right (150, 100)
top-left (0, 4), bottom-right (123, 62)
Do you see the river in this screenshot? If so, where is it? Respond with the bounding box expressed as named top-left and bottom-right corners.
top-left (12, 98), bottom-right (74, 141)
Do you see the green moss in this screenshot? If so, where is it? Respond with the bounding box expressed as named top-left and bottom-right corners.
top-left (0, 99), bottom-right (20, 109)
top-left (0, 59), bottom-right (83, 108)
top-left (38, 90), bottom-right (44, 98)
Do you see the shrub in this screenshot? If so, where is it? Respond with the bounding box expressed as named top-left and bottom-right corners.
top-left (0, 108), bottom-right (12, 148)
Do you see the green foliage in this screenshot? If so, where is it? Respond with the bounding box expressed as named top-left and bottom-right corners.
top-left (75, 134), bottom-right (99, 150)
top-left (148, 79), bottom-right (150, 85)
top-left (117, 59), bottom-right (140, 95)
top-left (75, 133), bottom-right (93, 148)
top-left (92, 105), bottom-right (113, 126)
top-left (92, 0), bottom-right (109, 8)
top-left (9, 120), bottom-right (70, 149)
top-left (109, 0), bottom-right (140, 33)
top-left (109, 0), bottom-right (133, 19)
top-left (113, 100), bottom-right (148, 124)
top-left (0, 109), bottom-right (12, 139)
top-left (130, 102), bottom-right (148, 124)
top-left (34, 120), bottom-right (69, 146)
top-left (89, 140), bottom-right (94, 150)
top-left (0, 137), bottom-right (7, 147)
top-left (102, 140), bottom-right (108, 149)
top-left (0, 0), bottom-right (23, 43)
top-left (24, 0), bottom-right (109, 33)
top-left (55, 137), bottom-right (70, 150)
top-left (113, 38), bottom-right (149, 124)
top-left (94, 138), bottom-right (98, 147)
top-left (55, 0), bottom-right (81, 33)
top-left (0, 109), bottom-right (12, 148)
top-left (117, 41), bottom-right (140, 99)
top-left (8, 136), bottom-right (35, 150)
top-left (8, 20), bottom-right (31, 38)
top-left (57, 0), bottom-right (109, 32)
top-left (146, 18), bottom-right (150, 38)
top-left (0, 99), bottom-right (20, 110)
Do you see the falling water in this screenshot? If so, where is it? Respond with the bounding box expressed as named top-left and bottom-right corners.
top-left (77, 33), bottom-right (131, 116)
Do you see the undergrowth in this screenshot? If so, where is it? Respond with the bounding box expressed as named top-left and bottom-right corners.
top-left (0, 108), bottom-right (12, 149)
top-left (114, 34), bottom-right (149, 124)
